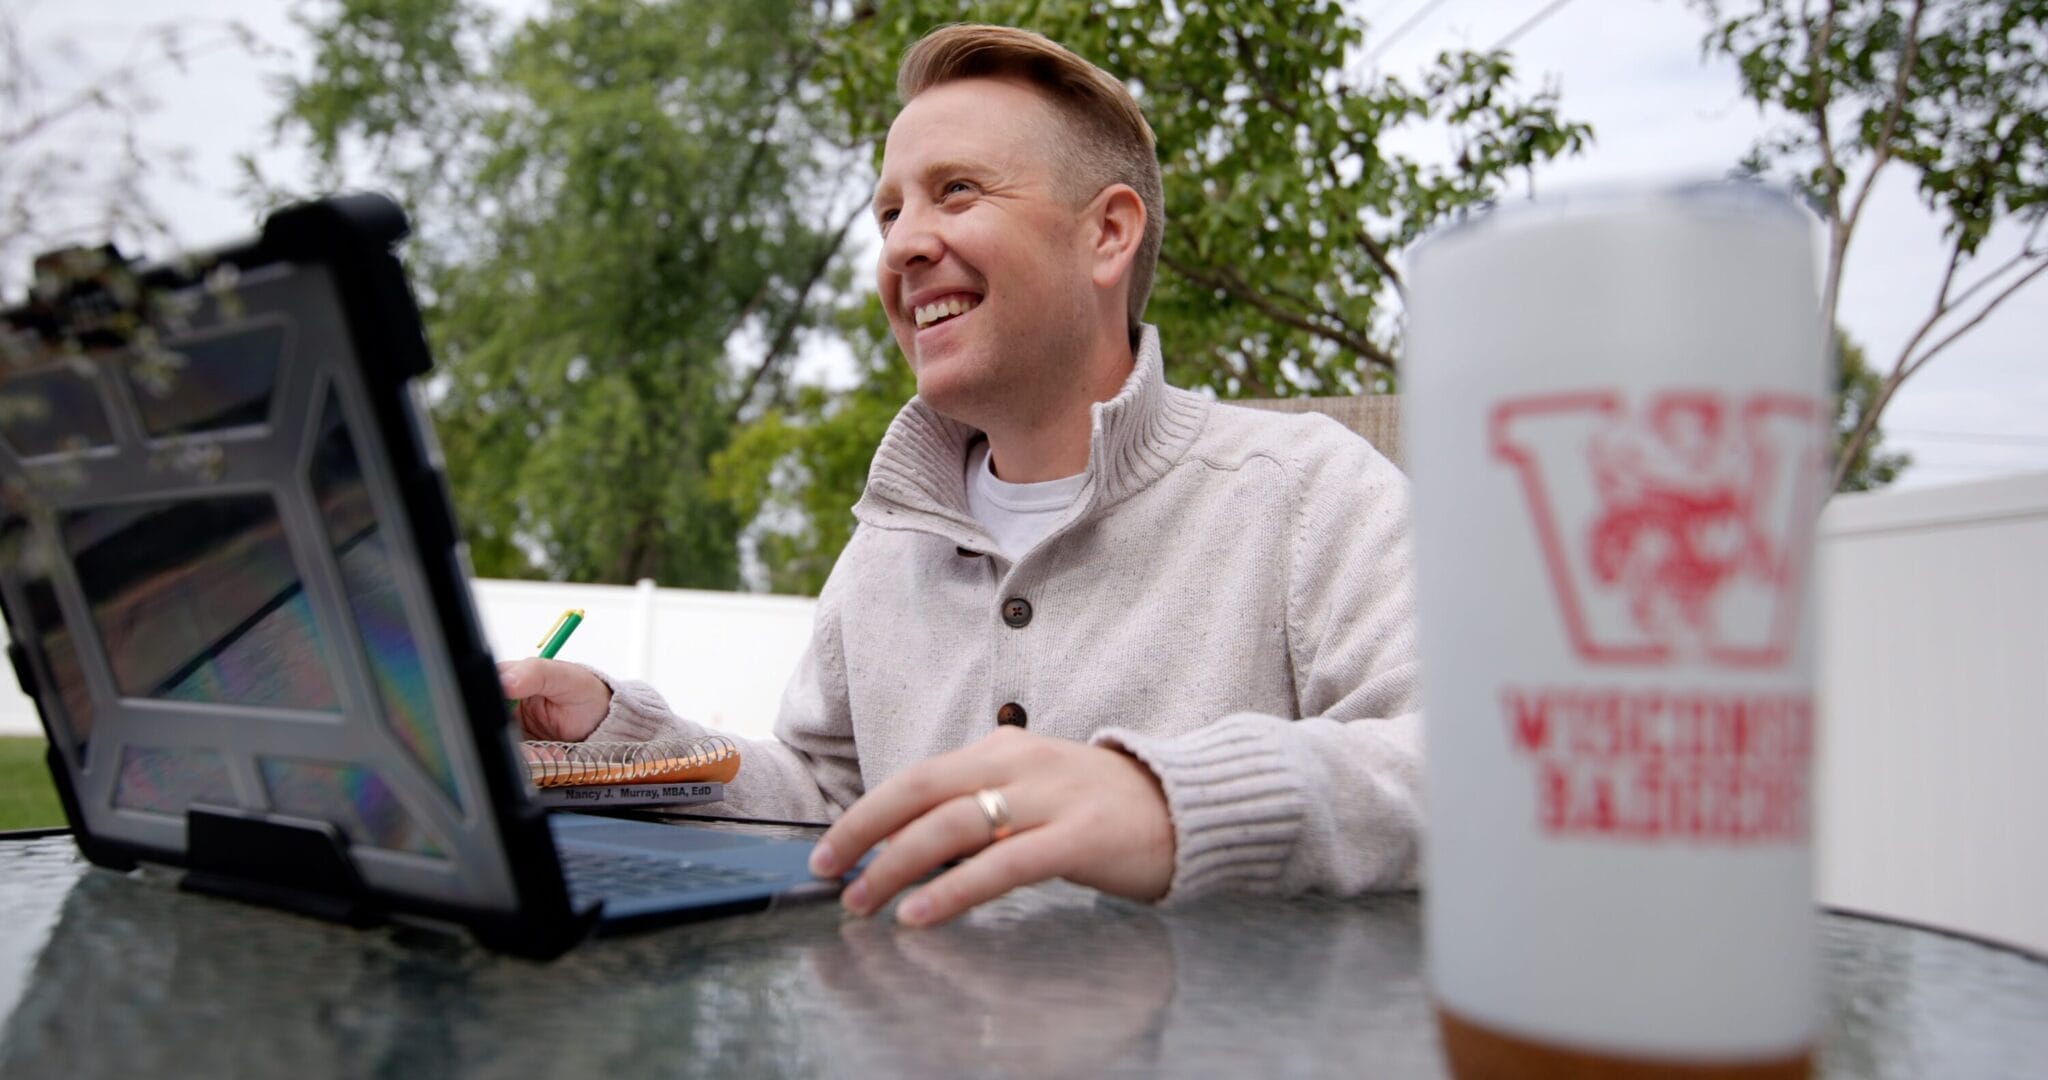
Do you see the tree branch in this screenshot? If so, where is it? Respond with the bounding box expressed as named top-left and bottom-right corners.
top-left (729, 274), bottom-right (780, 332)
top-left (1225, 24), bottom-right (1406, 299)
top-left (1944, 235), bottom-right (2043, 316)
top-left (1808, 0), bottom-right (1842, 211)
top-left (1839, 0), bottom-right (1924, 240)
top-left (660, 39), bottom-right (830, 310)
top-left (1887, 227), bottom-right (2041, 389)
top-left (1225, 26), bottom-right (1300, 119)
top-left (1883, 232), bottom-right (1966, 386)
top-left (1320, 131), bottom-right (1407, 297)
top-left (1809, 0), bottom-right (1850, 332)
top-left (1901, 256), bottom-right (2048, 383)
top-left (1159, 251), bottom-right (1397, 373)
top-left (1352, 222), bottom-right (1406, 300)
top-left (0, 22), bottom-right (244, 147)
top-left (0, 83), bottom-right (115, 148)
top-left (1216, 344), bottom-right (1274, 398)
top-left (695, 37), bottom-right (829, 262)
top-left (728, 187), bottom-right (872, 423)
top-left (1258, 274), bottom-right (1338, 321)
top-left (1834, 253), bottom-right (2048, 490)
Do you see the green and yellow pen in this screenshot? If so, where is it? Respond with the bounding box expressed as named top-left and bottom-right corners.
top-left (537, 608), bottom-right (584, 660)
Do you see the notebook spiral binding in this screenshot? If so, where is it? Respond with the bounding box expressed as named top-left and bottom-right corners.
top-left (521, 736), bottom-right (739, 788)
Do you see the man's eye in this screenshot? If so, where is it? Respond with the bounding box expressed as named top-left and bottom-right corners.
top-left (878, 208), bottom-right (898, 227)
top-left (943, 181), bottom-right (972, 196)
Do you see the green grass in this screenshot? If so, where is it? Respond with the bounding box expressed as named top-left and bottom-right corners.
top-left (0, 737), bottom-right (65, 831)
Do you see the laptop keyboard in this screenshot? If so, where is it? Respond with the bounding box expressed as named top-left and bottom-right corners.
top-left (559, 848), bottom-right (782, 903)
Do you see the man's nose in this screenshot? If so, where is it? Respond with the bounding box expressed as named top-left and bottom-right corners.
top-left (880, 205), bottom-right (943, 276)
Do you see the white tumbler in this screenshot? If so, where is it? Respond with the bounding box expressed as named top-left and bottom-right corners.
top-left (1406, 183), bottom-right (1829, 1078)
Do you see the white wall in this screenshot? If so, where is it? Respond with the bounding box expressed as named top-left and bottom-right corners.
top-left (1815, 472), bottom-right (2048, 955)
top-left (7, 476), bottom-right (2045, 953)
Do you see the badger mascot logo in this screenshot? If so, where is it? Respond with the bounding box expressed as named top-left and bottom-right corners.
top-left (1491, 391), bottom-right (1827, 668)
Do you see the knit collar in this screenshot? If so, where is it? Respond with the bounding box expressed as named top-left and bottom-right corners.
top-left (853, 324), bottom-right (1207, 543)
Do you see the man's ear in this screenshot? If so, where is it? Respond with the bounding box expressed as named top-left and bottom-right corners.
top-left (1086, 184), bottom-right (1146, 292)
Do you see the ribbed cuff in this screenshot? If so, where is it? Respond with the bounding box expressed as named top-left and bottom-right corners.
top-left (1092, 714), bottom-right (1306, 904)
top-left (575, 664), bottom-right (682, 743)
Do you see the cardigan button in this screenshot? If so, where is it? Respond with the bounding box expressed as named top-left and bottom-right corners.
top-left (1001, 597), bottom-right (1033, 628)
top-left (996, 702), bottom-right (1028, 727)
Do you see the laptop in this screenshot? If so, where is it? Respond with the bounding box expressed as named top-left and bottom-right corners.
top-left (0, 194), bottom-right (842, 958)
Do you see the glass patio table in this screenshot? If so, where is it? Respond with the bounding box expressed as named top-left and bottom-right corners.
top-left (2, 826), bottom-right (2043, 1078)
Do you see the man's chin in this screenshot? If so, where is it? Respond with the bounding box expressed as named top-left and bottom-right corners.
top-left (912, 373), bottom-right (967, 414)
top-left (909, 364), bottom-right (988, 424)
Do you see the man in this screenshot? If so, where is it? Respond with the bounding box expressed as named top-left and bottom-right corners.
top-left (498, 24), bottom-right (1421, 927)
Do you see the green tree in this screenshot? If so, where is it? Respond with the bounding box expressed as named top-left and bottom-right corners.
top-left (710, 297), bottom-right (914, 595)
top-left (1834, 331), bottom-right (1912, 492)
top-left (273, 0), bottom-right (1589, 592)
top-left (1697, 0), bottom-right (2048, 492)
top-left (271, 0), bottom-right (864, 585)
top-left (715, 0), bottom-right (1590, 590)
top-left (819, 0), bottom-right (1590, 396)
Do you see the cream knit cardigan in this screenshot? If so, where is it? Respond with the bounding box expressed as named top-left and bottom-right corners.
top-left (588, 325), bottom-right (1422, 901)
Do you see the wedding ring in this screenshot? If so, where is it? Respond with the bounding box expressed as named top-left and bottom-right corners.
top-left (972, 787), bottom-right (1014, 842)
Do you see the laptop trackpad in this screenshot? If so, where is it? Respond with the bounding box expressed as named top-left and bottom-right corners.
top-left (549, 813), bottom-right (771, 853)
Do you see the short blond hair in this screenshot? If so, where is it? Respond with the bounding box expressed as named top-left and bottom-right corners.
top-left (898, 24), bottom-right (1165, 345)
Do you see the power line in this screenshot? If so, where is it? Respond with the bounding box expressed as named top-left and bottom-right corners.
top-left (1368, 0), bottom-right (1574, 71)
top-left (1488, 0), bottom-right (1580, 52)
top-left (1366, 0), bottom-right (1457, 65)
top-left (1888, 429), bottom-right (2048, 448)
top-left (1364, 1), bottom-right (1409, 25)
top-left (1901, 461), bottom-right (2048, 474)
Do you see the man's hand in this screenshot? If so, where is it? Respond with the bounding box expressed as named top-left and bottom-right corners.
top-left (498, 658), bottom-right (612, 742)
top-left (808, 727), bottom-right (1176, 926)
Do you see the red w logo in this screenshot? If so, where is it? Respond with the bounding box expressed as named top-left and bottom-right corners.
top-left (1491, 391), bottom-right (1827, 668)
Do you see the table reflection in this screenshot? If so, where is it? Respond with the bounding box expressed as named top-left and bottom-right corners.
top-left (2, 837), bottom-right (2043, 1080)
top-left (802, 895), bottom-right (1176, 1075)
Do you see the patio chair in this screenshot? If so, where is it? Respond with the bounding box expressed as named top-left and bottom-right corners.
top-left (1228, 395), bottom-right (1404, 471)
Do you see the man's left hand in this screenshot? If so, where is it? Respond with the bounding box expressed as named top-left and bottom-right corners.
top-left (808, 727), bottom-right (1176, 926)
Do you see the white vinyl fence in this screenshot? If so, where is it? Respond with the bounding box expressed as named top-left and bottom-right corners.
top-left (1814, 471), bottom-right (2048, 956)
top-left (465, 578), bottom-right (816, 741)
top-left (5, 472), bottom-right (2044, 953)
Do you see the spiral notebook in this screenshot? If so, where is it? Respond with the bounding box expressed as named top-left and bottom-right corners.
top-left (519, 737), bottom-right (739, 811)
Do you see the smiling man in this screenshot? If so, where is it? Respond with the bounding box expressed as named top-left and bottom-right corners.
top-left (498, 24), bottom-right (1422, 925)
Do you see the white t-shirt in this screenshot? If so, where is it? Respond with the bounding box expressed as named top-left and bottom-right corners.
top-left (963, 440), bottom-right (1087, 561)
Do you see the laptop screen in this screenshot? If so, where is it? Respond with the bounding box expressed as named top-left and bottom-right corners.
top-left (0, 257), bottom-right (521, 909)
top-left (68, 494), bottom-right (341, 710)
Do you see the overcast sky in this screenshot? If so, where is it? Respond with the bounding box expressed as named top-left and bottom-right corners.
top-left (24, 0), bottom-right (2046, 489)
